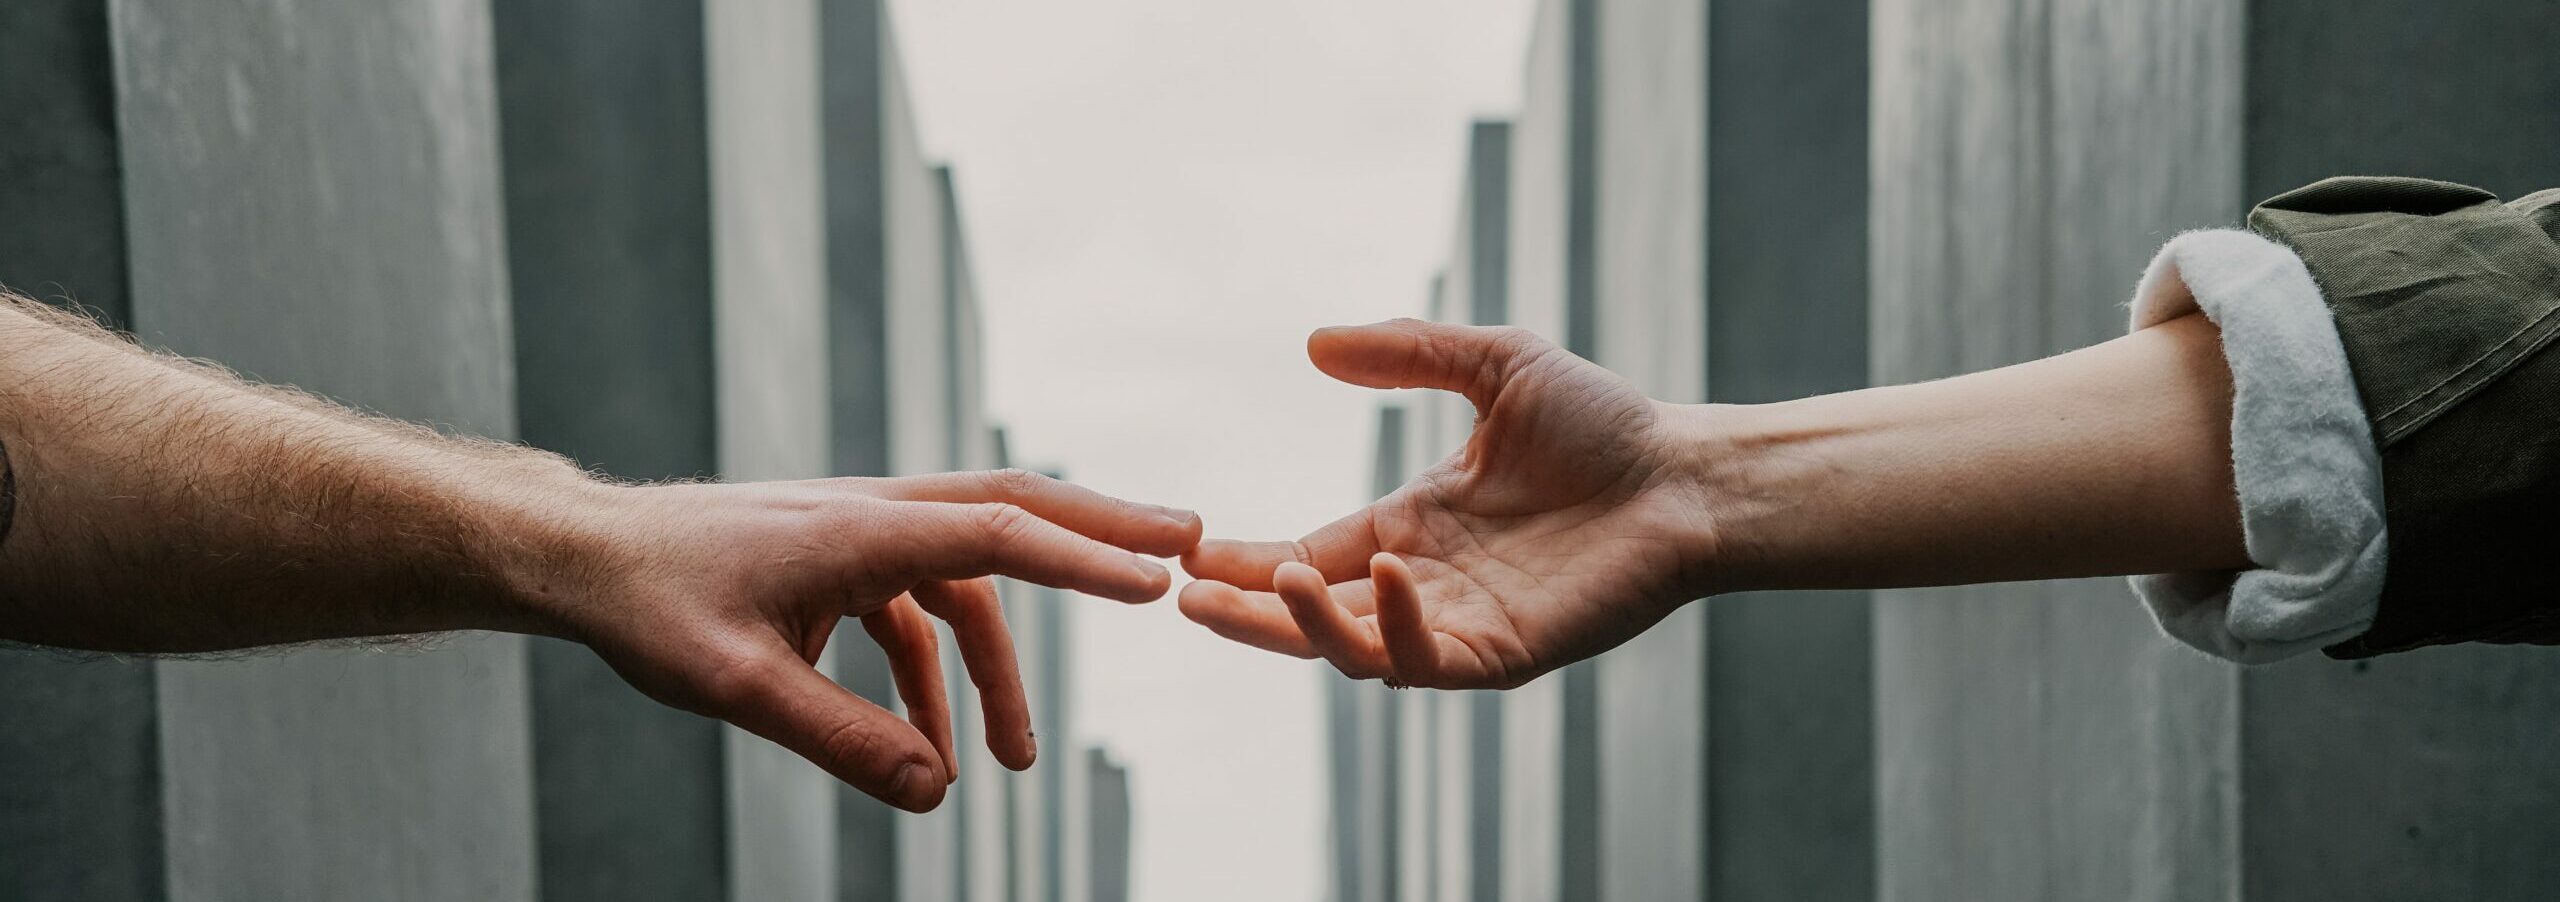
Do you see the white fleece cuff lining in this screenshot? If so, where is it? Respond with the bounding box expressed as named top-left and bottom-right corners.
top-left (2127, 229), bottom-right (2387, 664)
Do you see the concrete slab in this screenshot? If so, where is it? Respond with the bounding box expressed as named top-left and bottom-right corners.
top-left (1873, 0), bottom-right (2560, 898)
top-left (490, 2), bottom-right (728, 898)
top-left (109, 1), bottom-right (535, 898)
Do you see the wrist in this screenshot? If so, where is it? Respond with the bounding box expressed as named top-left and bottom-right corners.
top-left (1650, 398), bottom-right (1815, 600)
top-left (459, 459), bottom-right (625, 641)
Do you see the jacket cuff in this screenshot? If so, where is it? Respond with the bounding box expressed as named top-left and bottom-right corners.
top-left (2125, 229), bottom-right (2387, 664)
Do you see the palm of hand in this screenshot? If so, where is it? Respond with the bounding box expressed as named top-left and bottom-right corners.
top-left (1181, 321), bottom-right (1708, 689)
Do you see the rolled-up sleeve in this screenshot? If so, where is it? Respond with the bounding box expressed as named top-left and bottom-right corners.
top-left (2126, 228), bottom-right (2388, 663)
top-left (2247, 176), bottom-right (2560, 658)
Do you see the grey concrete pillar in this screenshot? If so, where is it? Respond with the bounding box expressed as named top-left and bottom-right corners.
top-left (106, 1), bottom-right (536, 898)
top-left (489, 2), bottom-right (728, 899)
top-left (938, 165), bottom-right (1012, 902)
top-left (1697, 0), bottom-right (1875, 900)
top-left (1872, 1), bottom-right (2560, 899)
top-left (820, 3), bottom-right (960, 899)
top-left (0, 4), bottom-right (158, 900)
top-left (707, 0), bottom-right (841, 898)
top-left (1585, 1), bottom-right (1709, 897)
top-left (1086, 749), bottom-right (1133, 902)
top-left (1325, 667), bottom-right (1366, 902)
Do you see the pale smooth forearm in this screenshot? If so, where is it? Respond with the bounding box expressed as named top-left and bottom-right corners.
top-left (1687, 313), bottom-right (2250, 596)
top-left (0, 297), bottom-right (586, 652)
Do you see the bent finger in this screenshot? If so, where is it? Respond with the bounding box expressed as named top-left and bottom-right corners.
top-left (715, 653), bottom-right (946, 813)
top-left (862, 597), bottom-right (954, 781)
top-left (896, 503), bottom-right (1172, 603)
top-left (1275, 563), bottom-right (1391, 680)
top-left (1369, 553), bottom-right (1441, 687)
top-left (1177, 580), bottom-right (1319, 659)
top-left (914, 578), bottom-right (1035, 771)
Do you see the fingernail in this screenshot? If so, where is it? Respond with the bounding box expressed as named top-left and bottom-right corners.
top-left (1134, 559), bottom-right (1169, 584)
top-left (891, 763), bottom-right (933, 810)
top-left (1147, 505), bottom-right (1197, 527)
top-left (1028, 730), bottom-right (1040, 762)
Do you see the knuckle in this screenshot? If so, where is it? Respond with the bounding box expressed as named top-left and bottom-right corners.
top-left (1489, 326), bottom-right (1545, 356)
top-left (977, 503), bottom-right (1037, 547)
top-left (985, 468), bottom-right (1047, 498)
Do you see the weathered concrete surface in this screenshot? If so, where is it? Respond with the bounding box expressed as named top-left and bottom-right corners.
top-left (109, 1), bottom-right (535, 898)
top-left (1325, 669), bottom-right (1366, 902)
top-left (1875, 0), bottom-right (2560, 899)
top-left (939, 167), bottom-right (1012, 902)
top-left (708, 0), bottom-right (839, 899)
top-left (0, 5), bottom-right (159, 900)
top-left (819, 3), bottom-right (966, 899)
top-left (0, 651), bottom-right (163, 902)
top-left (1699, 0), bottom-right (1876, 900)
top-left (0, 0), bottom-right (129, 325)
top-left (1871, 1), bottom-right (2243, 898)
top-left (1587, 2), bottom-right (1710, 899)
top-left (490, 1), bottom-right (727, 899)
top-left (1086, 750), bottom-right (1134, 902)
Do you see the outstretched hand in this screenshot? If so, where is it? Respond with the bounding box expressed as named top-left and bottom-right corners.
top-left (1179, 320), bottom-right (1720, 689)
top-left (544, 470), bottom-right (1200, 812)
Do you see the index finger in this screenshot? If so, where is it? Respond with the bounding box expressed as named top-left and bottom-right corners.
top-left (892, 502), bottom-right (1174, 603)
top-left (879, 469), bottom-right (1202, 557)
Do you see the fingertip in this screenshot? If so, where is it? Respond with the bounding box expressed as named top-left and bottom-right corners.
top-left (1176, 579), bottom-right (1230, 623)
top-left (1306, 322), bottom-right (1384, 376)
top-left (888, 759), bottom-right (946, 813)
top-left (1273, 560), bottom-right (1323, 587)
top-left (1121, 507), bottom-right (1203, 558)
top-left (1127, 556), bottom-right (1173, 603)
top-left (1370, 552), bottom-right (1410, 580)
top-left (1167, 509), bottom-right (1206, 547)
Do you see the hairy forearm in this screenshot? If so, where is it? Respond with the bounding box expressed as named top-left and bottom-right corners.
top-left (1689, 313), bottom-right (2250, 595)
top-left (0, 296), bottom-right (590, 652)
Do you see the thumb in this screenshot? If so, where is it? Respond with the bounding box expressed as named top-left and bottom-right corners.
top-left (1305, 319), bottom-right (1555, 411)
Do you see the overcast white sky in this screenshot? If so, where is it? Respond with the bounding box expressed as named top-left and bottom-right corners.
top-left (886, 3), bottom-right (1537, 900)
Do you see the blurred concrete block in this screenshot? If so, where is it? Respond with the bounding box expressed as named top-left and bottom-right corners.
top-left (104, 0), bottom-right (535, 898)
top-left (1872, 0), bottom-right (2560, 898)
top-left (490, 1), bottom-right (727, 899)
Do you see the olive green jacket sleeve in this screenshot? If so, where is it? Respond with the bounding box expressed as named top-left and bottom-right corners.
top-left (2248, 177), bottom-right (2560, 658)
